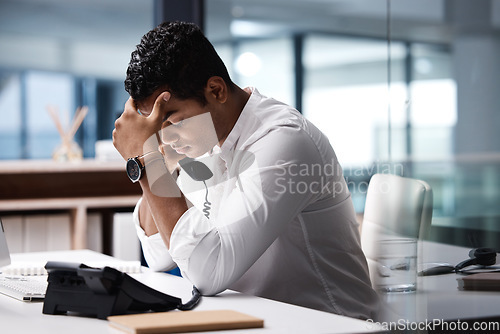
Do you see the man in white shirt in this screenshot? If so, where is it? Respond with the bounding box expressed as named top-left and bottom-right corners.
top-left (113, 21), bottom-right (378, 319)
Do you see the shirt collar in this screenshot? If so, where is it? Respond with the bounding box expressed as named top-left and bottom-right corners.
top-left (219, 87), bottom-right (259, 164)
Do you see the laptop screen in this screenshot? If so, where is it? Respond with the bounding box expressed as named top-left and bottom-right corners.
top-left (0, 218), bottom-right (12, 267)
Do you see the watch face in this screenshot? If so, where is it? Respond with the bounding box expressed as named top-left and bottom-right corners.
top-left (126, 158), bottom-right (142, 182)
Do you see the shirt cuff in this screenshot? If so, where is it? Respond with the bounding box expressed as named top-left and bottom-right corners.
top-left (132, 197), bottom-right (177, 272)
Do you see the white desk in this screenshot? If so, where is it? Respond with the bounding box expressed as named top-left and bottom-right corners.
top-left (379, 241), bottom-right (500, 324)
top-left (0, 250), bottom-right (382, 334)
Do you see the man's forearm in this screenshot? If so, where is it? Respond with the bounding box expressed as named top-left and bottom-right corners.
top-left (138, 173), bottom-right (188, 248)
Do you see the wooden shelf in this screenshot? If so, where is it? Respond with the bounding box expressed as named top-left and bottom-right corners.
top-left (0, 159), bottom-right (142, 250)
top-left (0, 158), bottom-right (126, 174)
top-left (0, 196), bottom-right (140, 211)
top-left (0, 159), bottom-right (141, 200)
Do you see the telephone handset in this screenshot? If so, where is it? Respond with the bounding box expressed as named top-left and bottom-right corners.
top-left (179, 157), bottom-right (213, 219)
top-left (177, 153), bottom-right (256, 219)
top-left (178, 157), bottom-right (213, 181)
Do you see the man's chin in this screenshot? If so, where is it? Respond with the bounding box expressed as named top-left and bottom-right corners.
top-left (186, 149), bottom-right (211, 159)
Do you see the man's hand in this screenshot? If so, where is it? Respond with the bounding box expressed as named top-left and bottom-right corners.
top-left (159, 143), bottom-right (186, 173)
top-left (113, 92), bottom-right (171, 160)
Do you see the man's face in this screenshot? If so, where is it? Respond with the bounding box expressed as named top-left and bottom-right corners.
top-left (136, 91), bottom-right (219, 158)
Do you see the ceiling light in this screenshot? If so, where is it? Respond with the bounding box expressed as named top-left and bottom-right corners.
top-left (236, 52), bottom-right (262, 77)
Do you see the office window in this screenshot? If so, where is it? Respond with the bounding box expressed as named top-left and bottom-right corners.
top-left (0, 0), bottom-right (152, 80)
top-left (0, 0), bottom-right (153, 159)
top-left (0, 73), bottom-right (22, 159)
top-left (232, 38), bottom-right (294, 107)
top-left (213, 43), bottom-right (235, 81)
top-left (410, 44), bottom-right (456, 160)
top-left (302, 35), bottom-right (407, 167)
top-left (25, 72), bottom-right (75, 159)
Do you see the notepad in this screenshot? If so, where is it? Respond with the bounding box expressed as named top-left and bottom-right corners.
top-left (107, 310), bottom-right (264, 334)
top-left (457, 272), bottom-right (500, 291)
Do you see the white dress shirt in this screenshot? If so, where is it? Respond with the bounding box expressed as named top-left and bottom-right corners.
top-left (134, 87), bottom-right (379, 319)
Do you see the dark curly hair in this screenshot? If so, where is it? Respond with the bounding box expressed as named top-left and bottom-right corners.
top-left (125, 21), bottom-right (234, 105)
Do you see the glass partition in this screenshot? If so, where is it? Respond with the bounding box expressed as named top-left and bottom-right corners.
top-left (1, 0), bottom-right (500, 249)
top-left (207, 0), bottom-right (500, 250)
top-left (397, 1), bottom-right (500, 249)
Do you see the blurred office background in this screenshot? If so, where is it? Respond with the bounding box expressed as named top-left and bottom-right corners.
top-left (0, 0), bottom-right (499, 250)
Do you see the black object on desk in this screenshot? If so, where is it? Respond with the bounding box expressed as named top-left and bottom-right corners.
top-left (419, 247), bottom-right (499, 276)
top-left (42, 262), bottom-right (201, 320)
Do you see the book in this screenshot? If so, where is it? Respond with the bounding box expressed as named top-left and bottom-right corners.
top-left (457, 272), bottom-right (500, 291)
top-left (107, 309), bottom-right (264, 334)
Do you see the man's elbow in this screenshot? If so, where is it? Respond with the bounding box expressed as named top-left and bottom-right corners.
top-left (186, 268), bottom-right (230, 296)
top-left (197, 282), bottom-right (227, 296)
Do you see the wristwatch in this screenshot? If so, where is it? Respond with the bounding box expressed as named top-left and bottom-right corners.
top-left (126, 156), bottom-right (144, 183)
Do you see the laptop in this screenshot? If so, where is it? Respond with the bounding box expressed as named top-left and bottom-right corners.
top-left (0, 218), bottom-right (47, 301)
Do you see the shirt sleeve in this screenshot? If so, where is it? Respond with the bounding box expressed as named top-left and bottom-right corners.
top-left (169, 126), bottom-right (339, 295)
top-left (133, 197), bottom-right (177, 272)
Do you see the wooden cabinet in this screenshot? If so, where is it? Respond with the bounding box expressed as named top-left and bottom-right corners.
top-left (0, 159), bottom-right (141, 250)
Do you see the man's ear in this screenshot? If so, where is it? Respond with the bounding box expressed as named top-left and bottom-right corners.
top-left (206, 76), bottom-right (228, 104)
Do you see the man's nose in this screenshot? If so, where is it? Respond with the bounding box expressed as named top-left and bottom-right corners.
top-left (160, 127), bottom-right (180, 144)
